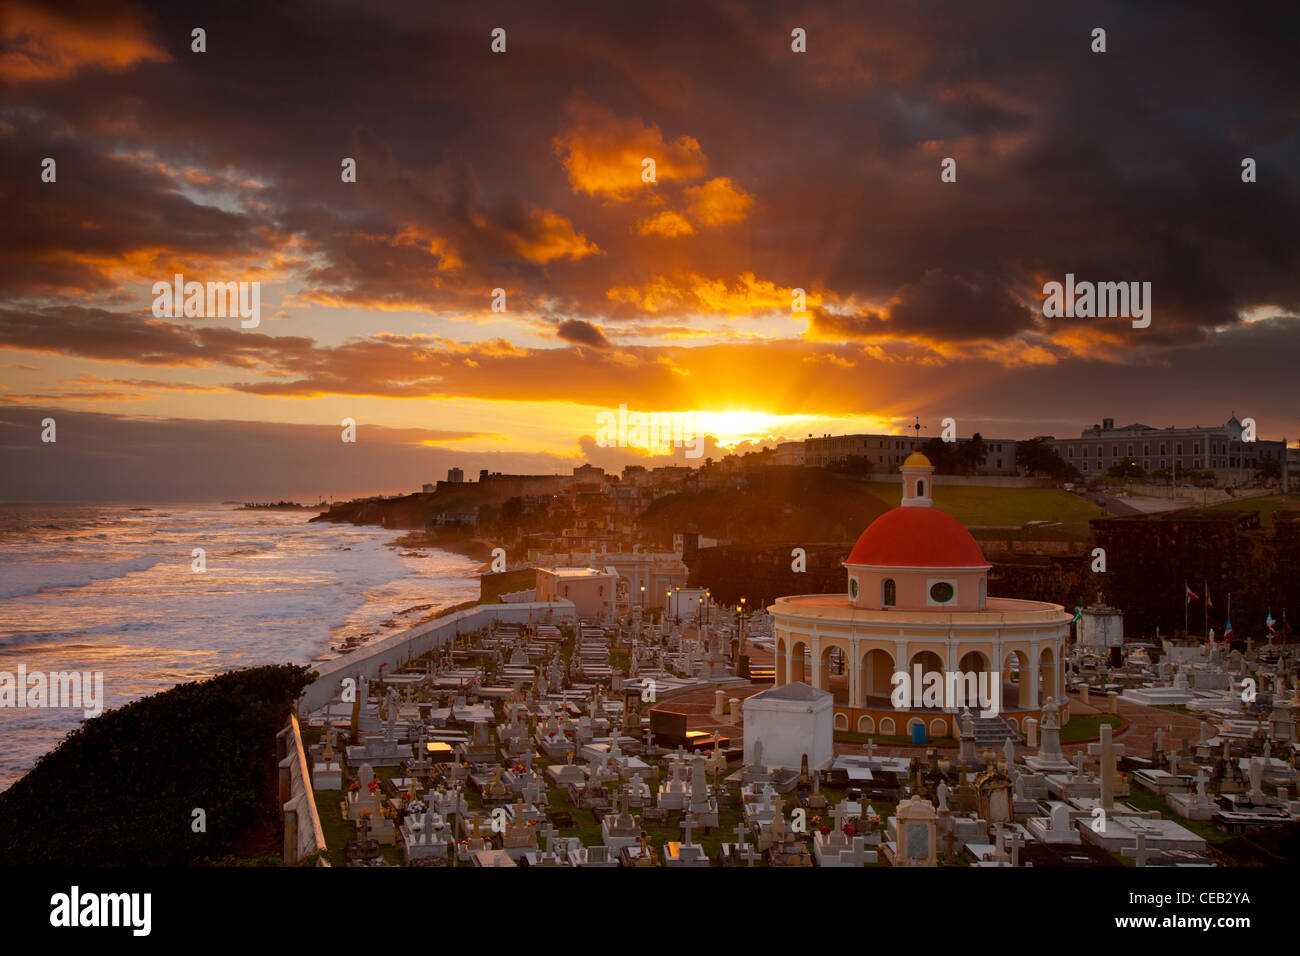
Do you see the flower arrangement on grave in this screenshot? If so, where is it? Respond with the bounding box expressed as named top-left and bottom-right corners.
top-left (843, 822), bottom-right (858, 837)
top-left (381, 806), bottom-right (396, 819)
top-left (349, 781), bottom-right (360, 795)
top-left (367, 779), bottom-right (380, 795)
top-left (360, 808), bottom-right (373, 819)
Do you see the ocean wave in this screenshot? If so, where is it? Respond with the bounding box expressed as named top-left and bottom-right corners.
top-left (0, 555), bottom-right (161, 600)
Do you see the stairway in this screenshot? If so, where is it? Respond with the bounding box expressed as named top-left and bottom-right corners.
top-left (971, 715), bottom-right (1023, 748)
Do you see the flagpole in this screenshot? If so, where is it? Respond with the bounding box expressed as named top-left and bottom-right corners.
top-left (1184, 581), bottom-right (1188, 637)
top-left (1204, 579), bottom-right (1209, 639)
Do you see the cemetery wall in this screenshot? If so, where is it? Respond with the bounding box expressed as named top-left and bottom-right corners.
top-left (299, 601), bottom-right (577, 713)
top-left (278, 713), bottom-right (327, 866)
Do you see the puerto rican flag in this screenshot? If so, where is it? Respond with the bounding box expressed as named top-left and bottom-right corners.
top-left (1185, 583), bottom-right (1199, 605)
top-left (1266, 609), bottom-right (1276, 631)
top-left (1222, 615), bottom-right (1233, 642)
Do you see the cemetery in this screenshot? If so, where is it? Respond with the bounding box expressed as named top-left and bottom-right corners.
top-left (299, 456), bottom-right (1300, 868)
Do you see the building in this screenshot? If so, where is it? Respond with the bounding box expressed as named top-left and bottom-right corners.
top-left (799, 433), bottom-right (1019, 474)
top-left (534, 567), bottom-right (616, 619)
top-left (773, 441), bottom-right (805, 466)
top-left (447, 467), bottom-right (464, 483)
top-left (1048, 415), bottom-right (1285, 482)
top-left (664, 586), bottom-right (711, 623)
top-left (768, 450), bottom-right (1071, 738)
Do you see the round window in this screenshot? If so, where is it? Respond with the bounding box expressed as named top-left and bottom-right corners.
top-left (849, 578), bottom-right (859, 600)
top-left (930, 581), bottom-right (954, 603)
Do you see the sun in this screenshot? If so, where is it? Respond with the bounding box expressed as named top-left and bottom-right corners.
top-left (693, 409), bottom-right (785, 449)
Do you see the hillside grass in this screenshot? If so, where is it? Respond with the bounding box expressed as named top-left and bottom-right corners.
top-left (1199, 493), bottom-right (1299, 528)
top-left (861, 482), bottom-right (1105, 527)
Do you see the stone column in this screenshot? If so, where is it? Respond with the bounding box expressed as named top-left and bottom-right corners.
top-left (811, 635), bottom-right (822, 691)
top-left (1027, 647), bottom-right (1040, 709)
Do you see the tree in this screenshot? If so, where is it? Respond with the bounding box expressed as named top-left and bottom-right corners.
top-left (920, 437), bottom-right (963, 474)
top-left (1107, 460), bottom-right (1146, 481)
top-left (1256, 459), bottom-right (1281, 482)
top-left (1015, 438), bottom-right (1081, 480)
top-left (960, 432), bottom-right (989, 474)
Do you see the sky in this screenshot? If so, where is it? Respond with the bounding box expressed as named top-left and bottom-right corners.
top-left (1, 0), bottom-right (1297, 501)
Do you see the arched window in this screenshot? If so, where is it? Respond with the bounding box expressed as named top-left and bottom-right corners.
top-left (882, 578), bottom-right (896, 607)
top-left (848, 577), bottom-right (859, 600)
top-left (916, 479), bottom-right (925, 497)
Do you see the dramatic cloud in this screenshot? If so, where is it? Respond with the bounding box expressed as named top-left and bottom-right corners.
top-left (555, 319), bottom-right (612, 350)
top-left (1, 0), bottom-right (1297, 499)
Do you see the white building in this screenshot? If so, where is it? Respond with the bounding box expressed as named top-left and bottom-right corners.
top-left (742, 681), bottom-right (834, 771)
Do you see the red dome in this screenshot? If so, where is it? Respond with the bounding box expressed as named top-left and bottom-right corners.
top-left (845, 507), bottom-right (988, 568)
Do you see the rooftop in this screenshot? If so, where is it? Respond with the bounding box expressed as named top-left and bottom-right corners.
top-left (770, 594), bottom-right (1070, 626)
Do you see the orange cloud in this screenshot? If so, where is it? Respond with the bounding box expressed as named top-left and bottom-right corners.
top-left (0, 3), bottom-right (172, 82)
top-left (684, 177), bottom-right (754, 226)
top-left (505, 209), bottom-right (600, 264)
top-left (636, 210), bottom-right (696, 237)
top-left (607, 272), bottom-right (815, 317)
top-left (554, 96), bottom-right (708, 199)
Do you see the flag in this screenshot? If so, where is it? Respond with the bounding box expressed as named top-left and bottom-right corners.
top-left (1071, 606), bottom-right (1082, 624)
top-left (1205, 589), bottom-right (1213, 611)
top-left (1266, 609), bottom-right (1276, 631)
top-left (1223, 616), bottom-right (1233, 641)
top-left (1185, 583), bottom-right (1199, 605)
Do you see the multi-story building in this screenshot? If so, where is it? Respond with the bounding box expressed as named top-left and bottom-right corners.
top-left (1048, 415), bottom-right (1285, 482)
top-left (773, 441), bottom-right (805, 466)
top-left (800, 433), bottom-right (1019, 474)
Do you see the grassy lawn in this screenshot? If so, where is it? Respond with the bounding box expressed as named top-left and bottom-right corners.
top-left (862, 482), bottom-right (1104, 527)
top-left (1201, 493), bottom-right (1298, 527)
top-left (1154, 704), bottom-right (1191, 715)
top-left (1058, 713), bottom-right (1124, 743)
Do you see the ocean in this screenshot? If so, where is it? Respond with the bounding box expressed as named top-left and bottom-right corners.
top-left (0, 503), bottom-right (479, 791)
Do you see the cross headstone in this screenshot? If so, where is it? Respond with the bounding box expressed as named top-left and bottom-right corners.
top-left (681, 813), bottom-right (698, 846)
top-left (1008, 830), bottom-right (1022, 867)
top-left (539, 822), bottom-right (559, 854)
top-left (1121, 832), bottom-right (1152, 867)
top-left (1192, 769), bottom-right (1210, 807)
top-left (832, 800), bottom-right (850, 833)
top-left (1087, 723), bottom-right (1127, 810)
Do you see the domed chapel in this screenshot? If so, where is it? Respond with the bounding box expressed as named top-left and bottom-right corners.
top-left (768, 449), bottom-right (1071, 739)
